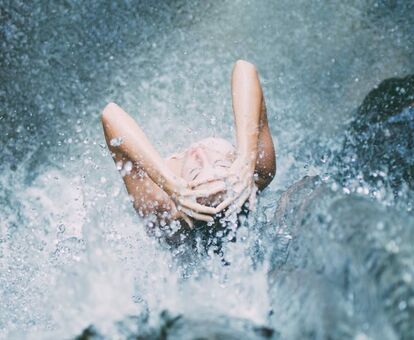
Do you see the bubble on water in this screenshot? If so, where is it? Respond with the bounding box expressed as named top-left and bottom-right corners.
top-left (110, 137), bottom-right (123, 147)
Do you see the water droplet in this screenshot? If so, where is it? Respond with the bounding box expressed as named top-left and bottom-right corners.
top-left (385, 240), bottom-right (399, 253)
top-left (402, 272), bottom-right (412, 283)
top-left (124, 161), bottom-right (133, 173)
top-left (355, 333), bottom-right (369, 340)
top-left (398, 300), bottom-right (407, 310)
top-left (110, 137), bottom-right (123, 146)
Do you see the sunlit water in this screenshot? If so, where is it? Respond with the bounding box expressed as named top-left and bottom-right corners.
top-left (1, 1), bottom-right (413, 339)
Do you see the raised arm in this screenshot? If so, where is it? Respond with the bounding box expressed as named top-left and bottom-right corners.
top-left (101, 102), bottom-right (218, 224)
top-left (231, 60), bottom-right (276, 190)
top-left (208, 60), bottom-right (276, 217)
top-left (102, 102), bottom-right (181, 195)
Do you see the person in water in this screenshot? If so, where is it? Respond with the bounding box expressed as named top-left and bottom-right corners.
top-left (101, 60), bottom-right (276, 229)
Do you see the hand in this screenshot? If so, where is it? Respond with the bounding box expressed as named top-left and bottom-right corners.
top-left (190, 156), bottom-right (257, 218)
top-left (168, 178), bottom-right (226, 226)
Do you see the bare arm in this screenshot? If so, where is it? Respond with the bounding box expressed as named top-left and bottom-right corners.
top-left (101, 102), bottom-right (217, 224)
top-left (102, 103), bottom-right (175, 219)
top-left (231, 60), bottom-right (276, 190)
top-left (190, 60), bottom-right (276, 217)
top-left (102, 102), bottom-right (182, 195)
top-left (202, 60), bottom-right (276, 216)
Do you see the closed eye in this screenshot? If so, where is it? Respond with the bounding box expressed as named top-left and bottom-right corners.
top-left (214, 160), bottom-right (231, 168)
top-left (192, 173), bottom-right (200, 180)
top-left (190, 167), bottom-right (202, 180)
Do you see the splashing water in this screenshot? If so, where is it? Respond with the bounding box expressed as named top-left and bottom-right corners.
top-left (1, 1), bottom-right (414, 339)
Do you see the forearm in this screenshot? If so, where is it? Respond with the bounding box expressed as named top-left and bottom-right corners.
top-left (101, 102), bottom-right (181, 194)
top-left (231, 60), bottom-right (262, 167)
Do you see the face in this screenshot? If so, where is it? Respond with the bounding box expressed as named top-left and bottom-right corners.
top-left (181, 138), bottom-right (235, 181)
top-left (181, 138), bottom-right (235, 206)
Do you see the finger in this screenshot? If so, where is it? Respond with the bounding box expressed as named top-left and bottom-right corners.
top-left (225, 193), bottom-right (248, 218)
top-left (191, 182), bottom-right (227, 197)
top-left (189, 175), bottom-right (228, 188)
top-left (225, 189), bottom-right (251, 218)
top-left (170, 202), bottom-right (180, 219)
top-left (179, 206), bottom-right (214, 222)
top-left (170, 206), bottom-right (194, 229)
top-left (170, 205), bottom-right (193, 229)
top-left (179, 212), bottom-right (194, 229)
top-left (179, 199), bottom-right (218, 215)
top-left (180, 182), bottom-right (226, 198)
top-left (248, 185), bottom-right (257, 211)
top-left (215, 187), bottom-right (245, 213)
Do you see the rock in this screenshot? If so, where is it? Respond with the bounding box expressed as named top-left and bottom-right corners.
top-left (268, 178), bottom-right (414, 339)
top-left (74, 311), bottom-right (279, 339)
top-left (338, 75), bottom-right (414, 195)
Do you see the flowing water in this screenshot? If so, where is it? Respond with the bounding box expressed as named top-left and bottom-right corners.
top-left (1, 1), bottom-right (414, 339)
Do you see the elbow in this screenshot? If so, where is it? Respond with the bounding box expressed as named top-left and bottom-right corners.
top-left (234, 59), bottom-right (257, 72)
top-left (101, 102), bottom-right (119, 125)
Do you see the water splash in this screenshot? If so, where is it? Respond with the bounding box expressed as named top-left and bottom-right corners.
top-left (1, 0), bottom-right (414, 339)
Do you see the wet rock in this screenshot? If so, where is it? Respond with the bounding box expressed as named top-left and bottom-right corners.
top-left (74, 311), bottom-right (279, 340)
top-left (268, 178), bottom-right (414, 340)
top-left (338, 75), bottom-right (414, 196)
top-left (266, 77), bottom-right (414, 338)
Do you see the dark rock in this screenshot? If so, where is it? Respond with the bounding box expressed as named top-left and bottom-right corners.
top-left (338, 75), bottom-right (414, 195)
top-left (74, 311), bottom-right (279, 340)
top-left (268, 178), bottom-right (414, 339)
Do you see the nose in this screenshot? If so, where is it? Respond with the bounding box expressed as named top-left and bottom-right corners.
top-left (190, 146), bottom-right (211, 167)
